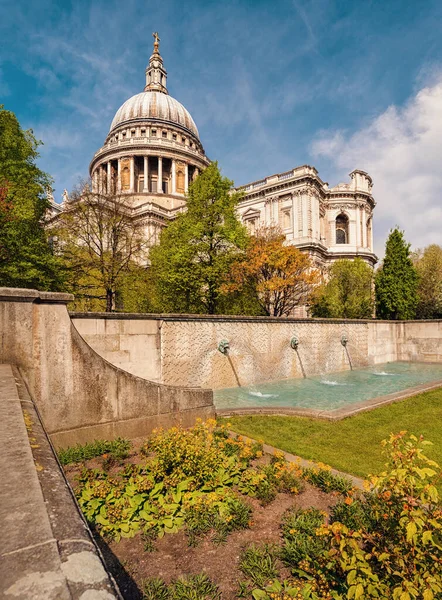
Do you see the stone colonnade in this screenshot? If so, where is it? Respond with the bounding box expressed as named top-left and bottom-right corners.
top-left (93, 155), bottom-right (200, 196)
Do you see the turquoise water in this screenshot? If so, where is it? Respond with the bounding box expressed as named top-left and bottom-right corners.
top-left (214, 362), bottom-right (442, 411)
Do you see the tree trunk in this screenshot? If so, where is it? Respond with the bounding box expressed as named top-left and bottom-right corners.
top-left (106, 289), bottom-right (113, 312)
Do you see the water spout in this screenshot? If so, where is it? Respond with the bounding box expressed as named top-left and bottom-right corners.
top-left (290, 335), bottom-right (300, 350)
top-left (341, 334), bottom-right (353, 371)
top-left (218, 340), bottom-right (241, 387)
top-left (290, 335), bottom-right (306, 378)
top-left (218, 340), bottom-right (230, 354)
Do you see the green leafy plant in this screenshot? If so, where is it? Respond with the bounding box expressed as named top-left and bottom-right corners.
top-left (58, 437), bottom-right (131, 465)
top-left (301, 464), bottom-right (353, 495)
top-left (330, 495), bottom-right (375, 532)
top-left (239, 544), bottom-right (279, 588)
top-left (142, 577), bottom-right (170, 600)
top-left (141, 574), bottom-right (221, 600)
top-left (280, 507), bottom-right (327, 566)
top-left (185, 491), bottom-right (252, 546)
top-left (172, 574), bottom-right (221, 600)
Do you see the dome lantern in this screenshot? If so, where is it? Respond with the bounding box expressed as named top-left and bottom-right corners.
top-left (144, 31), bottom-right (168, 95)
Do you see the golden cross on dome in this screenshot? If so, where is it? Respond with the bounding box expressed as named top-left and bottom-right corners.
top-left (152, 32), bottom-right (160, 52)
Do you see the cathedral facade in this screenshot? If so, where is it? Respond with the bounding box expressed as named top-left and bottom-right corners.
top-left (51, 35), bottom-right (377, 269)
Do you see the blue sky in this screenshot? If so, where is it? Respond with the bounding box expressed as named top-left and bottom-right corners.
top-left (2, 0), bottom-right (442, 255)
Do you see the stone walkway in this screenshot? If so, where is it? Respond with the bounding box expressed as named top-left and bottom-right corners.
top-left (0, 364), bottom-right (120, 600)
top-left (229, 431), bottom-right (365, 490)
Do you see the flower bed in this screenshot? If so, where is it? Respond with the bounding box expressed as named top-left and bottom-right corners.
top-left (61, 424), bottom-right (442, 599)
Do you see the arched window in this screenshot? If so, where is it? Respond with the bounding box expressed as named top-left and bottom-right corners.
top-left (336, 213), bottom-right (349, 244)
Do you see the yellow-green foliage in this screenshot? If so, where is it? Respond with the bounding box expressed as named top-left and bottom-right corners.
top-left (253, 433), bottom-right (442, 600)
top-left (76, 420), bottom-right (267, 542)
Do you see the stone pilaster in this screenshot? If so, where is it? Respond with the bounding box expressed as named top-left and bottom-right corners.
top-left (107, 162), bottom-right (111, 195)
top-left (172, 159), bottom-right (176, 194)
top-left (143, 156), bottom-right (149, 192)
top-left (130, 156), bottom-right (134, 193)
top-left (158, 157), bottom-right (163, 193)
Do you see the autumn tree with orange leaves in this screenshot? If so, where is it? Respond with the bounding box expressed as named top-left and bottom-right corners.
top-left (223, 226), bottom-right (320, 317)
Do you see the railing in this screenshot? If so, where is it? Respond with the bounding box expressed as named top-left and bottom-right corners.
top-left (238, 165), bottom-right (319, 193)
top-left (93, 137), bottom-right (204, 160)
top-left (278, 170), bottom-right (294, 181)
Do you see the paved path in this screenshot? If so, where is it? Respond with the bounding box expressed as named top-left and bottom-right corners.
top-left (0, 364), bottom-right (120, 600)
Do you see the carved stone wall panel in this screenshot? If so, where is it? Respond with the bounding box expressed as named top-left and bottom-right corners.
top-left (160, 320), bottom-right (370, 389)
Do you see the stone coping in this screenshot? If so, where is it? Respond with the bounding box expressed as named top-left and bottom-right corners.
top-left (0, 287), bottom-right (73, 304)
top-left (217, 378), bottom-right (442, 421)
top-left (0, 365), bottom-right (121, 599)
top-left (70, 312), bottom-right (374, 324)
top-left (70, 311), bottom-right (442, 324)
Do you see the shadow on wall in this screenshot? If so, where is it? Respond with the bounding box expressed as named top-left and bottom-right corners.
top-left (0, 288), bottom-right (214, 447)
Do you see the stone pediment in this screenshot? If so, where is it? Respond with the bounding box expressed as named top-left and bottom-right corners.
top-left (242, 207), bottom-right (261, 219)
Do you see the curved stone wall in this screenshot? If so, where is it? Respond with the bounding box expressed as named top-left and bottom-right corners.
top-left (0, 288), bottom-right (214, 447)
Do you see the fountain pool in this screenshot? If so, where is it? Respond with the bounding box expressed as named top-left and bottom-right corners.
top-left (214, 361), bottom-right (442, 414)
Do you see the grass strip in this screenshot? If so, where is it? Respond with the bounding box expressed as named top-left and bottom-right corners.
top-left (223, 387), bottom-right (442, 483)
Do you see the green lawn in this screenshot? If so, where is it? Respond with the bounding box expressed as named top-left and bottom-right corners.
top-left (223, 388), bottom-right (442, 481)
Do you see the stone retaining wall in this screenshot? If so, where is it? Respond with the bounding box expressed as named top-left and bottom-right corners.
top-left (0, 289), bottom-right (214, 447)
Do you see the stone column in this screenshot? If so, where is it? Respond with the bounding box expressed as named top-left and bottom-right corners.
top-left (185, 163), bottom-right (189, 193)
top-left (158, 156), bottom-right (163, 193)
top-left (107, 161), bottom-right (112, 195)
top-left (130, 156), bottom-right (134, 193)
top-left (117, 159), bottom-right (121, 191)
top-left (172, 159), bottom-right (176, 194)
top-left (143, 156), bottom-right (149, 192)
top-left (93, 170), bottom-right (98, 193)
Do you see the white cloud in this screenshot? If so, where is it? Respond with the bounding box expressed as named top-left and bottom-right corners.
top-left (310, 76), bottom-right (442, 256)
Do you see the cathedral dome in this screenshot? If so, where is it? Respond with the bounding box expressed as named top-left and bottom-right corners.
top-left (109, 91), bottom-right (199, 139)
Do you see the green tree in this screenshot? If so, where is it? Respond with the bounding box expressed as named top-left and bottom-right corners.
top-left (149, 162), bottom-right (248, 314)
top-left (414, 244), bottom-right (442, 319)
top-left (375, 228), bottom-right (418, 320)
top-left (0, 106), bottom-right (65, 290)
top-left (310, 258), bottom-right (374, 319)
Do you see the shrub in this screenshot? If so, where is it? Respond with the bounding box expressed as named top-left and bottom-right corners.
top-left (75, 421), bottom-right (256, 543)
top-left (330, 497), bottom-right (372, 531)
top-left (297, 433), bottom-right (442, 599)
top-left (141, 421), bottom-right (262, 487)
top-left (238, 458), bottom-right (304, 506)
